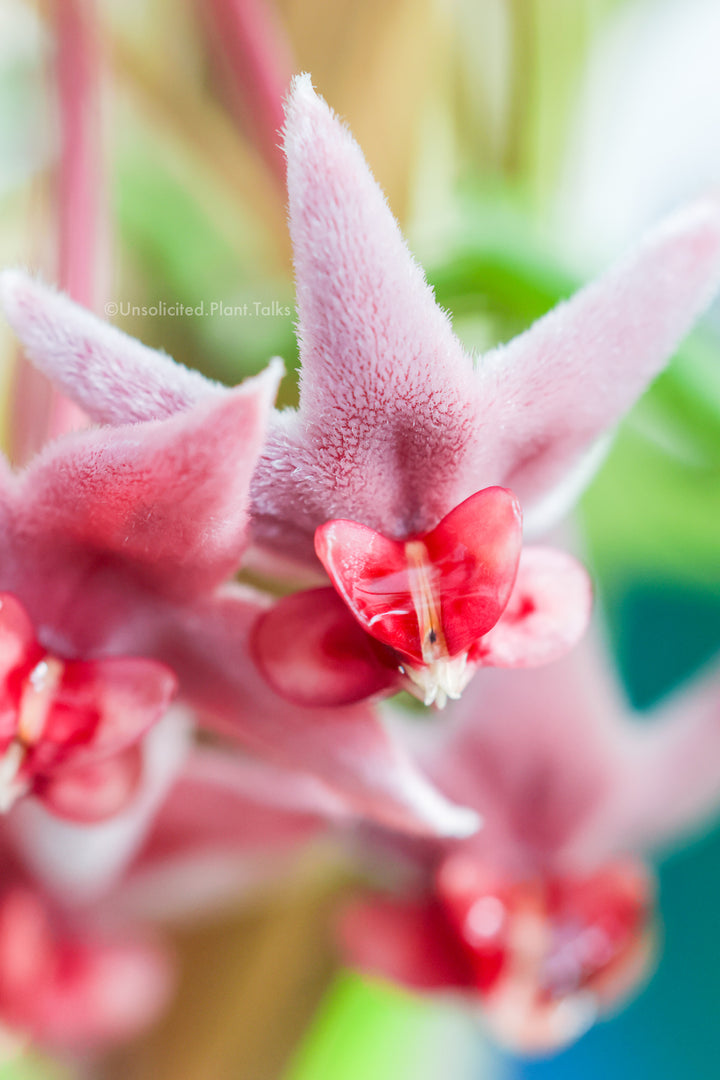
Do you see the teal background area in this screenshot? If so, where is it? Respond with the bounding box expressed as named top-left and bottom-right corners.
top-left (508, 583), bottom-right (720, 1080)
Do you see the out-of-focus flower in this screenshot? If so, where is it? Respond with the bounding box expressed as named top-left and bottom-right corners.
top-left (0, 592), bottom-right (173, 821)
top-left (0, 882), bottom-right (171, 1055)
top-left (7, 77), bottom-right (720, 714)
top-left (0, 726), bottom-right (347, 1054)
top-left (340, 637), bottom-right (720, 1053)
top-left (0, 812), bottom-right (173, 1059)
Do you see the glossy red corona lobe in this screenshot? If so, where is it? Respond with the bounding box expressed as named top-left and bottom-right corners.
top-left (0, 594), bottom-right (176, 820)
top-left (315, 487), bottom-right (523, 664)
top-left (254, 487), bottom-right (592, 708)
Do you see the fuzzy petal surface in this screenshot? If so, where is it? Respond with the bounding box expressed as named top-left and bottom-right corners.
top-left (14, 365), bottom-right (281, 604)
top-left (250, 83), bottom-right (720, 562)
top-left (0, 270), bottom-right (218, 423)
top-left (479, 198), bottom-right (720, 529)
top-left (250, 74), bottom-right (479, 561)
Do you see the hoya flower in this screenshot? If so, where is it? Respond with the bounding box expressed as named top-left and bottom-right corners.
top-left (340, 638), bottom-right (720, 1053)
top-left (0, 360), bottom-right (282, 824)
top-left (5, 77), bottom-right (720, 710)
top-left (1, 299), bottom-right (481, 840)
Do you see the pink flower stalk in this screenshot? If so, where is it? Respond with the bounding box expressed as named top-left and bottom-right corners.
top-left (13, 0), bottom-right (103, 460)
top-left (109, 744), bottom-right (340, 922)
top-left (54, 0), bottom-right (103, 312)
top-left (340, 639), bottom-right (720, 1053)
top-left (198, 0), bottom-right (293, 186)
top-left (5, 77), bottom-right (720, 711)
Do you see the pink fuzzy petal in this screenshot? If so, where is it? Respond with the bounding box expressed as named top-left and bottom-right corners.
top-left (0, 270), bottom-right (218, 423)
top-left (145, 587), bottom-right (480, 838)
top-left (38, 744), bottom-right (143, 823)
top-left (339, 897), bottom-right (474, 992)
top-left (253, 587), bottom-right (400, 706)
top-left (578, 667), bottom-right (720, 860)
top-left (484, 198), bottom-right (720, 526)
top-left (121, 763), bottom-right (331, 926)
top-left (414, 637), bottom-right (626, 870)
top-left (315, 488), bottom-right (522, 663)
top-left (120, 749), bottom-right (335, 919)
top-left (472, 547), bottom-right (592, 668)
top-left (17, 364), bottom-right (281, 600)
top-left (250, 75), bottom-right (478, 561)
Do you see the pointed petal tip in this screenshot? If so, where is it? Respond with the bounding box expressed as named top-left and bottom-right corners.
top-left (283, 71), bottom-right (347, 155)
top-left (0, 268), bottom-right (45, 324)
top-left (651, 194), bottom-right (720, 275)
top-left (244, 355), bottom-right (285, 407)
top-left (288, 71), bottom-right (316, 104)
top-left (285, 72), bottom-right (327, 126)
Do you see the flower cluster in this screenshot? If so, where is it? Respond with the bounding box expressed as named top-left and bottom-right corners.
top-left (1, 73), bottom-right (720, 1059)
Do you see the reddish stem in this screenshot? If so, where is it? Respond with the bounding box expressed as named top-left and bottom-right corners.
top-left (200, 0), bottom-right (293, 187)
top-left (55, 0), bottom-right (103, 311)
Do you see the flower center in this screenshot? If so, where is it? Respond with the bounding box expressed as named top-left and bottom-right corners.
top-left (437, 854), bottom-right (652, 1052)
top-left (314, 487), bottom-right (523, 705)
top-left (0, 657), bottom-right (64, 812)
top-left (399, 540), bottom-right (474, 707)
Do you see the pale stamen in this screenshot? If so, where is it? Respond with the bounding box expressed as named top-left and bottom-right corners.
top-left (402, 540), bottom-right (472, 707)
top-left (0, 657), bottom-right (64, 813)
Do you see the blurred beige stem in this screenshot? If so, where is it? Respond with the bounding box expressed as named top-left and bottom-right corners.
top-left (101, 871), bottom-right (351, 1080)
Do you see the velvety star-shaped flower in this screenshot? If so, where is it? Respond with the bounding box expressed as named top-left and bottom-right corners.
top-left (4, 76), bottom-right (720, 711)
top-left (0, 322), bottom-right (479, 841)
top-left (340, 638), bottom-right (720, 1053)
